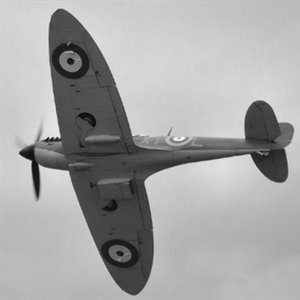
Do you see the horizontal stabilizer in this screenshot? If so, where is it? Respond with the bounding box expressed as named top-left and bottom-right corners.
top-left (251, 149), bottom-right (288, 182)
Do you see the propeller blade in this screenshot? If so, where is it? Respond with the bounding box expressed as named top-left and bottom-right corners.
top-left (35, 122), bottom-right (43, 143)
top-left (15, 135), bottom-right (27, 149)
top-left (19, 123), bottom-right (43, 200)
top-left (31, 161), bottom-right (40, 200)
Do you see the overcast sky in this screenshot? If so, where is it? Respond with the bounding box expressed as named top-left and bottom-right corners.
top-left (2, 1), bottom-right (300, 299)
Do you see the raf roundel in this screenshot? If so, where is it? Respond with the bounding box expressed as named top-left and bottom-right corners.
top-left (165, 136), bottom-right (193, 146)
top-left (52, 43), bottom-right (89, 79)
top-left (101, 239), bottom-right (139, 268)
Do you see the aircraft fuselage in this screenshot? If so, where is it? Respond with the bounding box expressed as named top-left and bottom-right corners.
top-left (33, 135), bottom-right (280, 178)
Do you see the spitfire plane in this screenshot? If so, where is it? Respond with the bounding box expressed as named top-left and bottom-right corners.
top-left (19, 9), bottom-right (294, 295)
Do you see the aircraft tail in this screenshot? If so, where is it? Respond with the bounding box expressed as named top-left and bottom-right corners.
top-left (245, 101), bottom-right (294, 182)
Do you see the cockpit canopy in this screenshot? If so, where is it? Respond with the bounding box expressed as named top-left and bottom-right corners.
top-left (133, 134), bottom-right (149, 138)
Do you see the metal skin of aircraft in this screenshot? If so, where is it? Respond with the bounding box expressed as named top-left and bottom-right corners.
top-left (19, 9), bottom-right (294, 296)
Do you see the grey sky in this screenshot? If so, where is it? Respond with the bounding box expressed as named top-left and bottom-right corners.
top-left (2, 1), bottom-right (300, 299)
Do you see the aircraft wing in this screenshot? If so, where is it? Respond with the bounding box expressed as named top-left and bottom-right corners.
top-left (69, 169), bottom-right (153, 295)
top-left (49, 9), bottom-right (136, 156)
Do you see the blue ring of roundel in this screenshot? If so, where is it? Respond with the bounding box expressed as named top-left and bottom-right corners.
top-left (52, 43), bottom-right (89, 79)
top-left (101, 239), bottom-right (139, 268)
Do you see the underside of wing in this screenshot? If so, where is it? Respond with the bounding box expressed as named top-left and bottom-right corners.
top-left (69, 169), bottom-right (153, 295)
top-left (49, 9), bottom-right (136, 156)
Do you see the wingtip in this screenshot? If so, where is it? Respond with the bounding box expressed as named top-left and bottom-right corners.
top-left (118, 279), bottom-right (148, 296)
top-left (50, 9), bottom-right (81, 28)
top-left (106, 259), bottom-right (151, 295)
top-left (52, 8), bottom-right (71, 18)
top-left (49, 8), bottom-right (85, 31)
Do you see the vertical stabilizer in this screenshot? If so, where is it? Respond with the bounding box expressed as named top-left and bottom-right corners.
top-left (245, 100), bottom-right (281, 141)
top-left (245, 101), bottom-right (293, 182)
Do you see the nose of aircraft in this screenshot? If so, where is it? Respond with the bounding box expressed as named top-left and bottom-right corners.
top-left (19, 144), bottom-right (35, 161)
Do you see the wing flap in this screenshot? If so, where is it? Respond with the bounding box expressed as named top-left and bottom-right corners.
top-left (97, 178), bottom-right (134, 199)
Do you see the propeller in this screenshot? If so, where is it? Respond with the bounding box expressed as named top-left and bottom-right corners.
top-left (35, 123), bottom-right (43, 143)
top-left (15, 135), bottom-right (27, 149)
top-left (31, 161), bottom-right (40, 199)
top-left (18, 123), bottom-right (43, 200)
